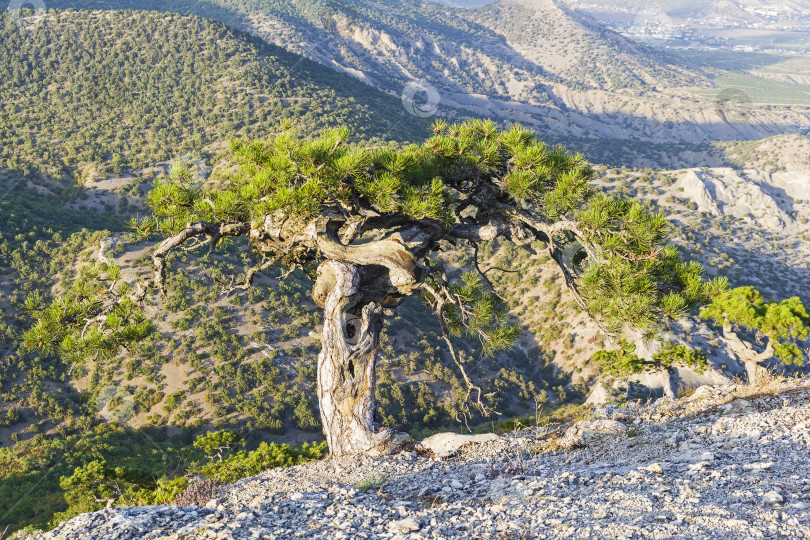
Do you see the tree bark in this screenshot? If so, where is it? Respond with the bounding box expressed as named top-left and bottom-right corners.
top-left (722, 324), bottom-right (774, 384)
top-left (315, 260), bottom-right (412, 457)
top-left (744, 360), bottom-right (763, 386)
top-left (661, 369), bottom-right (676, 399)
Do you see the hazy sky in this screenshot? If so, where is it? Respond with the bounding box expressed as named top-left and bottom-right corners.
top-left (428, 0), bottom-right (496, 7)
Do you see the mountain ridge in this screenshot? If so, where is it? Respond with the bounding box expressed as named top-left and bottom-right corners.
top-left (42, 1), bottom-right (810, 166)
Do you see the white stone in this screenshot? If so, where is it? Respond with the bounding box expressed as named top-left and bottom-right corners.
top-left (762, 491), bottom-right (784, 505)
top-left (389, 517), bottom-right (420, 533)
top-left (558, 420), bottom-right (628, 449)
top-left (743, 462), bottom-right (773, 470)
top-left (420, 432), bottom-right (501, 458)
top-left (645, 463), bottom-right (664, 474)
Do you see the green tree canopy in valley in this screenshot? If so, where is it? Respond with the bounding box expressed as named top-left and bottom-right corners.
top-left (25, 119), bottom-right (726, 456)
top-left (700, 286), bottom-right (809, 382)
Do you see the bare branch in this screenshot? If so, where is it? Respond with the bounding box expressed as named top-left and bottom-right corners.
top-left (152, 221), bottom-right (250, 293)
top-left (470, 241), bottom-right (519, 297)
top-left (422, 282), bottom-right (500, 424)
top-left (222, 255), bottom-right (281, 294)
top-left (278, 264), bottom-right (300, 281)
top-left (312, 217), bottom-right (430, 294)
top-left (179, 237), bottom-right (212, 252)
top-left (80, 315), bottom-right (106, 341)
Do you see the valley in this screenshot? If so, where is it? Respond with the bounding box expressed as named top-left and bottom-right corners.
top-left (0, 1), bottom-right (807, 537)
top-left (40, 0), bottom-right (810, 167)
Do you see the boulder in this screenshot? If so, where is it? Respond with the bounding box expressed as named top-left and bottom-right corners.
top-left (558, 419), bottom-right (628, 449)
top-left (585, 384), bottom-right (613, 406)
top-left (389, 517), bottom-right (421, 532)
top-left (762, 491), bottom-right (784, 505)
top-left (420, 432), bottom-right (500, 458)
top-left (722, 398), bottom-right (755, 414)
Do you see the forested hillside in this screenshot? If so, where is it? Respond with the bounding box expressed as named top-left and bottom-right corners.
top-left (44, 0), bottom-right (810, 168)
top-left (0, 9), bottom-right (428, 180)
top-left (48, 0), bottom-right (705, 92)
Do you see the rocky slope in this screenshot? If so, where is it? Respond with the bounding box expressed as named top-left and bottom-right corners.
top-left (33, 378), bottom-right (810, 539)
top-left (200, 0), bottom-right (809, 149)
top-left (630, 162), bottom-right (810, 305)
top-left (247, 0), bottom-right (703, 93)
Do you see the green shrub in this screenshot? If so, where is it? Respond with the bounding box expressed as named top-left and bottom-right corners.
top-left (594, 349), bottom-right (646, 376)
top-left (596, 343), bottom-right (709, 375)
top-left (195, 441), bottom-right (327, 484)
top-left (652, 343), bottom-right (709, 373)
top-left (193, 430), bottom-right (244, 461)
top-left (354, 475), bottom-right (387, 493)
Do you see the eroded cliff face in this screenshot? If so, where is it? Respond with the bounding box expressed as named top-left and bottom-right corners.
top-left (241, 0), bottom-right (810, 148)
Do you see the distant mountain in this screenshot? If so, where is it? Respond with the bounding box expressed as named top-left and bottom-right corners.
top-left (44, 0), bottom-right (706, 92)
top-left (562, 0), bottom-right (810, 23)
top-left (231, 0), bottom-right (810, 158)
top-left (39, 0), bottom-right (810, 168)
top-left (240, 0), bottom-right (705, 96)
top-left (49, 0), bottom-right (810, 168)
top-left (428, 0), bottom-right (495, 6)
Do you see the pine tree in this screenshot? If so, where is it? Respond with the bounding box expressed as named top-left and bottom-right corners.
top-left (700, 286), bottom-right (809, 383)
top-left (25, 120), bottom-right (723, 456)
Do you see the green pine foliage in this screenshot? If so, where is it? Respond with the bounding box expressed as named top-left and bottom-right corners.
top-left (653, 343), bottom-right (709, 373)
top-left (22, 263), bottom-right (153, 364)
top-left (48, 432), bottom-right (325, 528)
top-left (143, 118), bottom-right (720, 346)
top-left (594, 348), bottom-right (645, 376)
top-left (54, 460), bottom-right (190, 525)
top-left (292, 392), bottom-right (321, 431)
top-left (193, 430), bottom-right (245, 459)
top-left (579, 206), bottom-right (727, 336)
top-left (0, 425), bottom-right (201, 532)
top-left (595, 343), bottom-right (709, 376)
top-left (700, 286), bottom-right (810, 365)
top-left (441, 272), bottom-right (521, 356)
top-left (144, 119), bottom-right (591, 236)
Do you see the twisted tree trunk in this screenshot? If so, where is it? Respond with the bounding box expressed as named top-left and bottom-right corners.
top-left (722, 324), bottom-right (774, 384)
top-left (315, 260), bottom-right (412, 456)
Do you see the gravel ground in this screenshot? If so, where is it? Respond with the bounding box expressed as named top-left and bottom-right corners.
top-left (33, 378), bottom-right (810, 539)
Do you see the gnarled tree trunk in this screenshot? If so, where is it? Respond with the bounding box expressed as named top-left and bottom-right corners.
top-left (744, 360), bottom-right (766, 385)
top-left (314, 260), bottom-right (412, 457)
top-left (722, 324), bottom-right (774, 384)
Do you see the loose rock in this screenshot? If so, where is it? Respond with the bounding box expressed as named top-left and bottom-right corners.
top-left (28, 378), bottom-right (810, 540)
